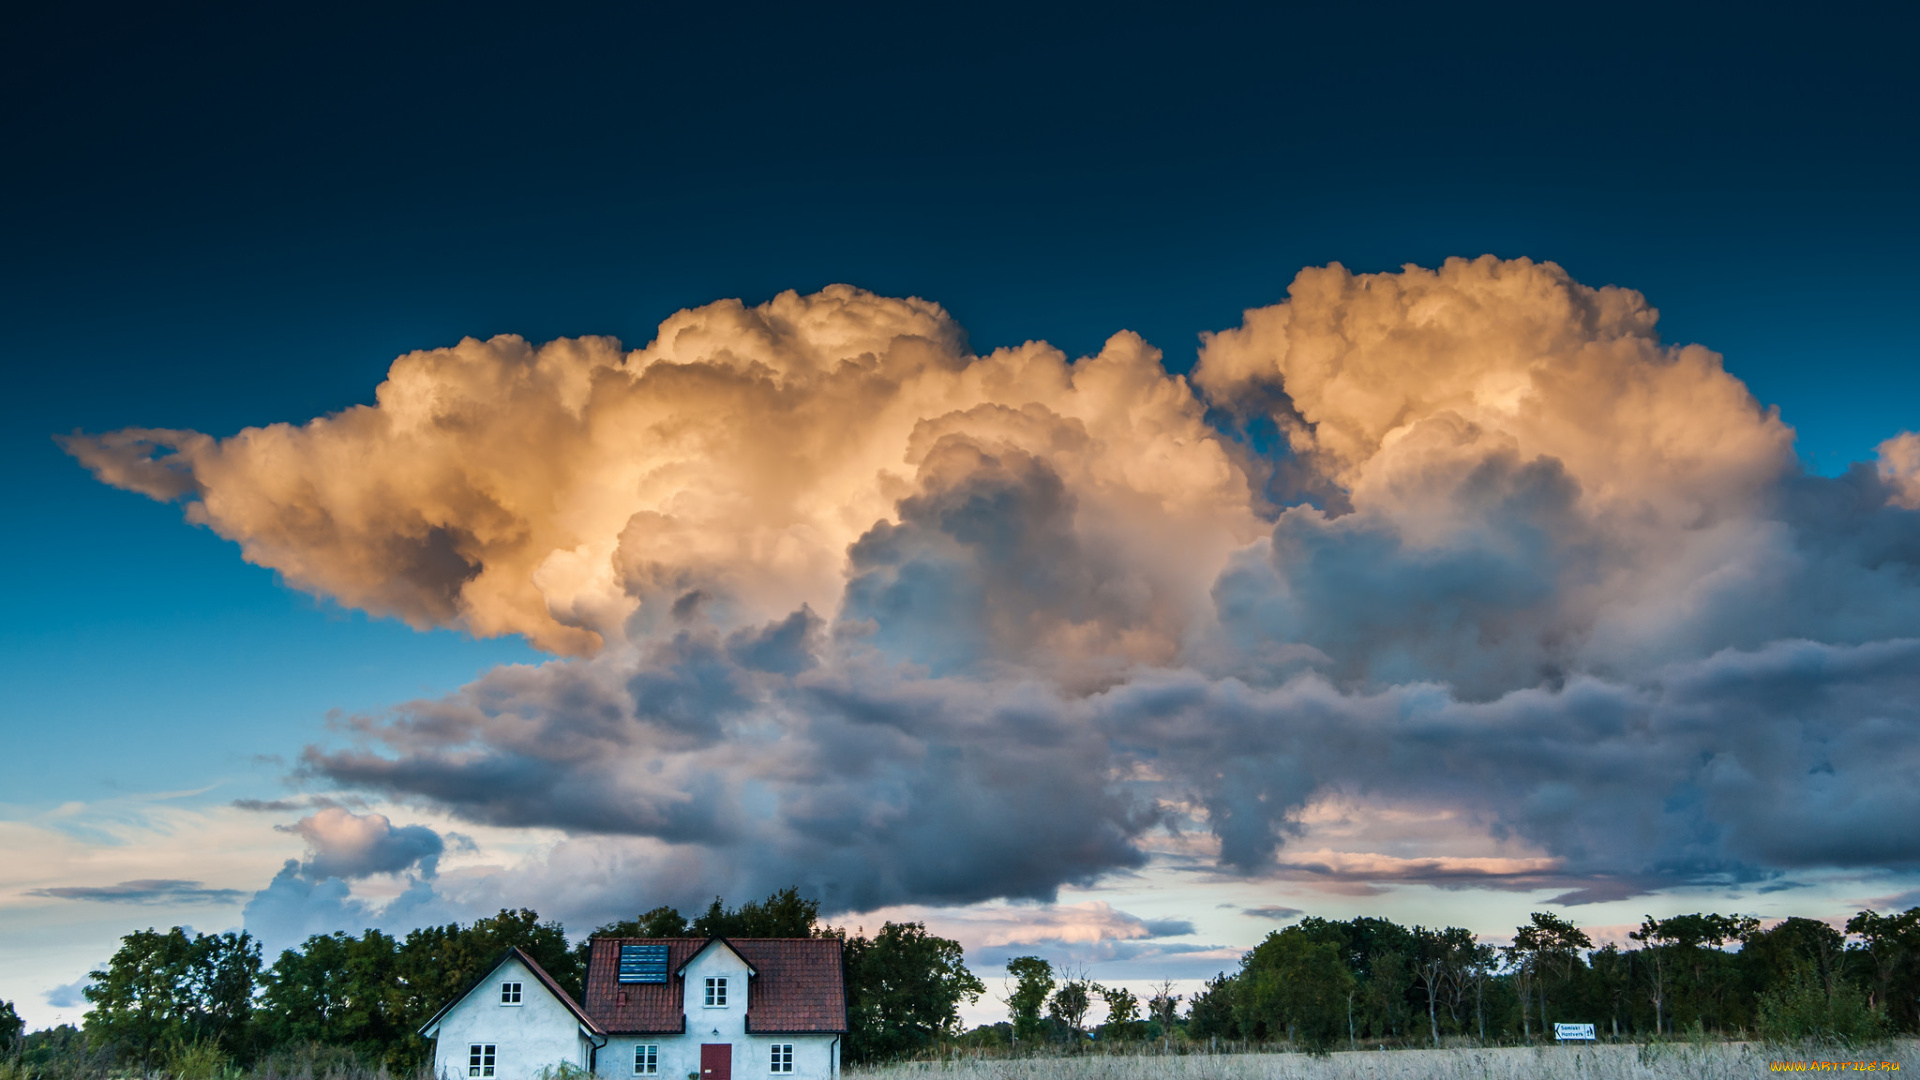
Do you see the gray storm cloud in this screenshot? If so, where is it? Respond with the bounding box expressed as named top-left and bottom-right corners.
top-left (66, 257), bottom-right (1920, 913)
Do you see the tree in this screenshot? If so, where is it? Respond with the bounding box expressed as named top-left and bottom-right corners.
top-left (1361, 947), bottom-right (1410, 1040)
top-left (1847, 907), bottom-right (1920, 1033)
top-left (1097, 984), bottom-right (1140, 1041)
top-left (1587, 943), bottom-right (1632, 1039)
top-left (1436, 939), bottom-right (1496, 1042)
top-left (0, 999), bottom-right (21, 1050)
top-left (1048, 972), bottom-right (1094, 1037)
top-left (1412, 927), bottom-right (1474, 1047)
top-left (1654, 912), bottom-right (1757, 1030)
top-left (691, 887), bottom-right (822, 939)
top-left (575, 905), bottom-right (694, 975)
top-left (1502, 943), bottom-right (1536, 1040)
top-left (1310, 917), bottom-right (1413, 1041)
top-left (1185, 973), bottom-right (1238, 1041)
top-left (258, 929), bottom-right (402, 1056)
top-left (1629, 917), bottom-right (1672, 1036)
top-left (593, 906), bottom-right (691, 939)
top-left (841, 922), bottom-right (982, 1062)
top-left (82, 927), bottom-right (261, 1069)
top-left (1146, 982), bottom-right (1182, 1049)
top-left (1757, 960), bottom-right (1885, 1046)
top-left (1236, 927), bottom-right (1354, 1053)
top-left (1512, 913), bottom-right (1590, 1033)
top-left (1002, 957), bottom-right (1054, 1045)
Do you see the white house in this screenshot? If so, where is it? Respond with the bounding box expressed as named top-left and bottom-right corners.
top-left (420, 947), bottom-right (605, 1080)
top-left (420, 938), bottom-right (846, 1080)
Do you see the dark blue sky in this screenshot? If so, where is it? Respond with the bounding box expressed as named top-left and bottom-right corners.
top-left (3, 0), bottom-right (1915, 798)
top-left (6, 2), bottom-right (1920, 1029)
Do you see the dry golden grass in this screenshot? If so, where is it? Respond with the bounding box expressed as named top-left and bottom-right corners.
top-left (855, 1040), bottom-right (1917, 1079)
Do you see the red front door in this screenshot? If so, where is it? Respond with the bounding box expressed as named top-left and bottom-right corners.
top-left (700, 1045), bottom-right (731, 1080)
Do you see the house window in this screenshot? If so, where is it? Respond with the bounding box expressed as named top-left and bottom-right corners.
top-left (501, 982), bottom-right (523, 1005)
top-left (468, 1045), bottom-right (496, 1078)
top-left (704, 977), bottom-right (727, 1006)
top-left (770, 1045), bottom-right (793, 1074)
top-left (633, 1045), bottom-right (658, 1075)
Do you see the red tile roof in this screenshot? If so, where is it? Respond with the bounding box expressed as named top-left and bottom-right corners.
top-left (583, 938), bottom-right (846, 1035)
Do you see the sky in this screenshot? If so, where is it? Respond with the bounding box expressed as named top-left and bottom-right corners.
top-left (4, 0), bottom-right (1919, 1031)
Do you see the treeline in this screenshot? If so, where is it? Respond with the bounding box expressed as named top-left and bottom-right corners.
top-left (1171, 908), bottom-right (1920, 1052)
top-left (8, 899), bottom-right (1918, 1078)
top-left (980, 957), bottom-right (1181, 1048)
top-left (0, 889), bottom-right (983, 1078)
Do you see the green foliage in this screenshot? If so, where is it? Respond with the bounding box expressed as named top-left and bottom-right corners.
top-left (41, 892), bottom-right (1920, 1080)
top-left (1184, 973), bottom-right (1238, 1040)
top-left (259, 908), bottom-right (577, 1073)
top-left (1756, 961), bottom-right (1886, 1047)
top-left (574, 889), bottom-right (826, 982)
top-left (602, 906), bottom-right (692, 939)
top-left (258, 929), bottom-right (402, 1059)
top-left (81, 927), bottom-right (260, 1068)
top-left (690, 887), bottom-right (822, 939)
top-left (166, 1037), bottom-right (232, 1080)
top-left (842, 921), bottom-right (983, 1062)
top-left (1502, 911), bottom-right (1593, 1039)
top-left (1235, 926), bottom-right (1354, 1052)
top-left (1847, 906), bottom-right (1920, 1034)
top-left (249, 1038), bottom-right (376, 1079)
top-left (1145, 982), bottom-right (1182, 1047)
top-left (1002, 957), bottom-right (1053, 1043)
top-left (1096, 984), bottom-right (1140, 1041)
top-left (11, 1024), bottom-right (99, 1080)
top-left (536, 1063), bottom-right (593, 1080)
top-left (953, 1022), bottom-right (1011, 1049)
top-left (1411, 926), bottom-right (1476, 1047)
top-left (0, 1000), bottom-right (21, 1050)
top-left (1047, 977), bottom-right (1093, 1035)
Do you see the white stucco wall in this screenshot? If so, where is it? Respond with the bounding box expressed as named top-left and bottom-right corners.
top-left (598, 1034), bottom-right (835, 1080)
top-left (595, 945), bottom-right (837, 1080)
top-left (430, 956), bottom-right (594, 1080)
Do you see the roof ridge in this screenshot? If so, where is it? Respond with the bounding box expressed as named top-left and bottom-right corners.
top-left (418, 946), bottom-right (605, 1038)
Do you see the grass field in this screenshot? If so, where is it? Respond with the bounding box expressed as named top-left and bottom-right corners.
top-left (854, 1041), bottom-right (1917, 1079)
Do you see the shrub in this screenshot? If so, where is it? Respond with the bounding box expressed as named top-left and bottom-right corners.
top-left (1755, 962), bottom-right (1885, 1047)
top-left (167, 1038), bottom-right (232, 1080)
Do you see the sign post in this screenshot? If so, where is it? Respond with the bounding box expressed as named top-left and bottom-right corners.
top-left (1553, 1023), bottom-right (1596, 1043)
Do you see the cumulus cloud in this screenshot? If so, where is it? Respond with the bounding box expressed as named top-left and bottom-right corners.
top-left (70, 262), bottom-right (1920, 919)
top-left (242, 858), bottom-right (467, 954)
top-left (277, 807), bottom-right (445, 880)
top-left (63, 288), bottom-right (1253, 658)
top-left (1879, 431), bottom-right (1920, 509)
top-left (238, 808), bottom-right (457, 951)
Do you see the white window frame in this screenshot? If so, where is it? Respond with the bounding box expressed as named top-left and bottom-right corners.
top-left (769, 1045), bottom-right (793, 1074)
top-left (469, 1044), bottom-right (496, 1078)
top-left (704, 977), bottom-right (728, 1007)
top-left (633, 1044), bottom-right (658, 1075)
top-left (500, 981), bottom-right (523, 1005)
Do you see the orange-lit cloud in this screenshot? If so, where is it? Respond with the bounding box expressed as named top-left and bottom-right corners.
top-left (62, 260), bottom-right (1920, 932)
top-left (65, 287), bottom-right (1256, 663)
top-left (1879, 431), bottom-right (1920, 508)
